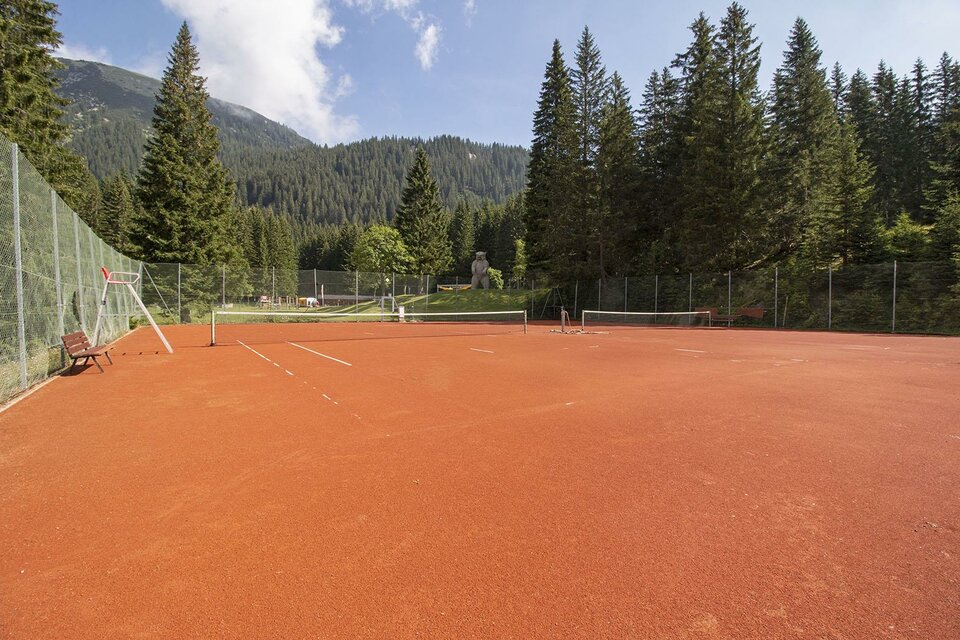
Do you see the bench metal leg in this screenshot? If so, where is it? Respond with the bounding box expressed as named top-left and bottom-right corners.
top-left (105, 351), bottom-right (113, 365)
top-left (92, 356), bottom-right (104, 373)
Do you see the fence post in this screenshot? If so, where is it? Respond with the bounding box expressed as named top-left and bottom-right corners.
top-left (892, 260), bottom-right (897, 333)
top-left (221, 265), bottom-right (226, 308)
top-left (11, 144), bottom-right (27, 390)
top-left (72, 211), bottom-right (86, 333)
top-left (774, 267), bottom-right (779, 328)
top-left (272, 266), bottom-right (277, 302)
top-left (828, 265), bottom-right (833, 330)
top-left (598, 278), bottom-right (602, 311)
top-left (314, 269), bottom-right (318, 299)
top-left (623, 277), bottom-right (628, 313)
top-left (573, 280), bottom-right (579, 321)
top-left (355, 271), bottom-right (360, 308)
top-left (50, 190), bottom-right (65, 363)
top-left (177, 263), bottom-right (182, 323)
top-left (654, 275), bottom-right (659, 314)
top-left (392, 272), bottom-right (395, 301)
top-left (727, 271), bottom-right (732, 316)
top-left (688, 273), bottom-right (693, 312)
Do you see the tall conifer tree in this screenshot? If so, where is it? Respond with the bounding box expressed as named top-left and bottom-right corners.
top-left (135, 23), bottom-right (238, 266)
top-left (394, 147), bottom-right (453, 274)
top-left (525, 40), bottom-right (578, 276)
top-left (766, 18), bottom-right (839, 260)
top-left (0, 0), bottom-right (99, 214)
top-left (596, 72), bottom-right (639, 276)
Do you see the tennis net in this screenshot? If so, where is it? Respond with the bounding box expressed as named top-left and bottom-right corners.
top-left (580, 310), bottom-right (712, 330)
top-left (210, 309), bottom-right (527, 345)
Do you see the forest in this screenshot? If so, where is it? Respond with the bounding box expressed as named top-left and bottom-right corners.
top-left (2, 1), bottom-right (959, 302)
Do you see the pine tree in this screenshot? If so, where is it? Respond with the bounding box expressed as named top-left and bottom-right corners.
top-left (394, 147), bottom-right (453, 274)
top-left (830, 63), bottom-right (847, 117)
top-left (637, 67), bottom-right (682, 269)
top-left (709, 2), bottom-right (766, 269)
top-left (846, 69), bottom-right (876, 142)
top-left (596, 72), bottom-right (639, 276)
top-left (450, 197), bottom-right (476, 274)
top-left (766, 18), bottom-right (839, 260)
top-left (100, 173), bottom-right (137, 255)
top-left (570, 27), bottom-right (608, 276)
top-left (525, 39), bottom-right (578, 276)
top-left (813, 123), bottom-right (883, 264)
top-left (135, 22), bottom-right (239, 268)
top-left (870, 62), bottom-right (902, 225)
top-left (0, 0), bottom-right (99, 213)
top-left (910, 59), bottom-right (935, 221)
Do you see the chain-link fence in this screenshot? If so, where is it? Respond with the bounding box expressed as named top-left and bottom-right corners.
top-left (553, 262), bottom-right (959, 333)
top-left (4, 131), bottom-right (959, 406)
top-left (1, 140), bottom-right (141, 403)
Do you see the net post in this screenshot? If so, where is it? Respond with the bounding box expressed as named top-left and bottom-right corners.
top-left (523, 310), bottom-right (528, 334)
top-left (11, 144), bottom-right (27, 390)
top-left (51, 189), bottom-right (65, 365)
top-left (892, 260), bottom-right (897, 333)
top-left (211, 310), bottom-right (216, 345)
top-left (828, 264), bottom-right (832, 330)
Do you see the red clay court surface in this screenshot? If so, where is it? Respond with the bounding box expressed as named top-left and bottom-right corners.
top-left (1, 321), bottom-right (959, 639)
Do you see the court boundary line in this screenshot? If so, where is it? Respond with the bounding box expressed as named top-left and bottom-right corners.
top-left (287, 342), bottom-right (353, 367)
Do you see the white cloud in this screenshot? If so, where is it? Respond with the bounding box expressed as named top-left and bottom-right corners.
top-left (463, 0), bottom-right (476, 25)
top-left (343, 0), bottom-right (442, 70)
top-left (160, 0), bottom-right (358, 144)
top-left (415, 23), bottom-right (440, 70)
top-left (55, 42), bottom-right (113, 64)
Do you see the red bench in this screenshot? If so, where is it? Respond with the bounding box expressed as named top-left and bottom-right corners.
top-left (61, 331), bottom-right (113, 373)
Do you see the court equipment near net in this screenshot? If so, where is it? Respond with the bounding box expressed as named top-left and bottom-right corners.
top-left (580, 310), bottom-right (712, 331)
top-left (93, 268), bottom-right (173, 353)
top-left (210, 309), bottom-right (527, 345)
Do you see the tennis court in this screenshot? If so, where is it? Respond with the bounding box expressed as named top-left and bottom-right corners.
top-left (1, 320), bottom-right (958, 638)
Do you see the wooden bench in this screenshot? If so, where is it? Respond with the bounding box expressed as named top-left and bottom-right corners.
top-left (695, 306), bottom-right (764, 326)
top-left (61, 331), bottom-right (113, 373)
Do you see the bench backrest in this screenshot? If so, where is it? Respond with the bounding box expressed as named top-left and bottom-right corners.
top-left (62, 331), bottom-right (92, 356)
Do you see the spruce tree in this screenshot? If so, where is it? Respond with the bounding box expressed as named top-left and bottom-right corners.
top-left (815, 123), bottom-right (883, 264)
top-left (596, 72), bottom-right (639, 276)
top-left (846, 69), bottom-right (876, 142)
top-left (570, 27), bottom-right (608, 276)
top-left (100, 173), bottom-right (137, 255)
top-left (135, 22), bottom-right (238, 267)
top-left (869, 62), bottom-right (903, 225)
top-left (766, 18), bottom-right (839, 260)
top-left (0, 0), bottom-right (99, 213)
top-left (911, 59), bottom-right (935, 221)
top-left (394, 147), bottom-right (453, 274)
top-left (710, 2), bottom-right (766, 269)
top-left (450, 197), bottom-right (476, 274)
top-left (525, 39), bottom-right (578, 276)
top-left (830, 63), bottom-right (848, 117)
top-left (637, 67), bottom-right (682, 269)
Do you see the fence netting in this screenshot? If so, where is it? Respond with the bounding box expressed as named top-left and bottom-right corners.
top-left (1, 139), bottom-right (141, 403)
top-left (2, 132), bottom-right (959, 406)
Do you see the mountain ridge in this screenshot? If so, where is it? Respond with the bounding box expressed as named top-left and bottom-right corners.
top-left (55, 58), bottom-right (529, 226)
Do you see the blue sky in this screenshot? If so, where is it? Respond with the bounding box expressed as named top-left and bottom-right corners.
top-left (56, 0), bottom-right (960, 147)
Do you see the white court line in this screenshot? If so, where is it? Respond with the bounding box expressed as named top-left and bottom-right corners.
top-left (287, 342), bottom-right (353, 366)
top-left (238, 340), bottom-right (298, 377)
top-left (676, 348), bottom-right (707, 353)
top-left (470, 348), bottom-right (495, 354)
top-left (237, 340), bottom-right (273, 363)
